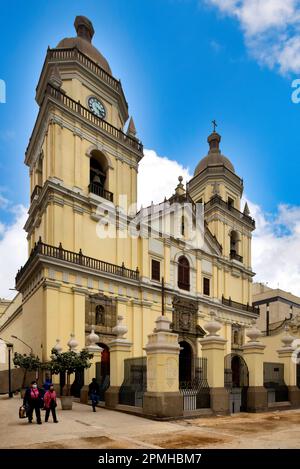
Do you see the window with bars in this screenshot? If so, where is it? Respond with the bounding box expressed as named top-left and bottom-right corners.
top-left (151, 259), bottom-right (160, 281)
top-left (203, 277), bottom-right (210, 296)
top-left (178, 256), bottom-right (190, 291)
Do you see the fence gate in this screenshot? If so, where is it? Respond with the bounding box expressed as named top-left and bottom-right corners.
top-left (225, 354), bottom-right (249, 413)
top-left (179, 357), bottom-right (210, 411)
top-left (264, 362), bottom-right (289, 403)
top-left (119, 357), bottom-right (147, 407)
top-left (96, 362), bottom-right (110, 401)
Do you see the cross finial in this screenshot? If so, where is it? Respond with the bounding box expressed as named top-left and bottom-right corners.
top-left (212, 120), bottom-right (217, 132)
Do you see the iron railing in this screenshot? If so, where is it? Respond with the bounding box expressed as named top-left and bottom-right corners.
top-left (88, 183), bottom-right (113, 202)
top-left (222, 295), bottom-right (259, 314)
top-left (47, 47), bottom-right (121, 92)
top-left (230, 250), bottom-right (243, 263)
top-left (205, 195), bottom-right (255, 228)
top-left (16, 239), bottom-right (139, 284)
top-left (45, 84), bottom-right (143, 153)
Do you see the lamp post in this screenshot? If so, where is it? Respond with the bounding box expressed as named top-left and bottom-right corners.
top-left (7, 343), bottom-right (13, 398)
top-left (11, 335), bottom-right (33, 354)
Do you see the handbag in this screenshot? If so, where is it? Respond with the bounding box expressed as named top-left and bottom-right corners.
top-left (19, 405), bottom-right (27, 419)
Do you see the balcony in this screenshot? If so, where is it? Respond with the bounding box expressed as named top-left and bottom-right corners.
top-left (230, 250), bottom-right (243, 263)
top-left (45, 84), bottom-right (143, 154)
top-left (205, 195), bottom-right (255, 228)
top-left (88, 183), bottom-right (113, 202)
top-left (16, 239), bottom-right (139, 286)
top-left (222, 295), bottom-right (259, 314)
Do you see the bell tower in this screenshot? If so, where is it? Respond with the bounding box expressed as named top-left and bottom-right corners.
top-left (24, 16), bottom-right (143, 263)
top-left (188, 128), bottom-right (255, 304)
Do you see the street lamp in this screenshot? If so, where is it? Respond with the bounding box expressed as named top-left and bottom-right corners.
top-left (7, 343), bottom-right (13, 398)
top-left (11, 335), bottom-right (33, 354)
top-left (0, 338), bottom-right (13, 398)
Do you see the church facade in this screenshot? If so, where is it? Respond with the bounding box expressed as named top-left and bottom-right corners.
top-left (1, 16), bottom-right (279, 414)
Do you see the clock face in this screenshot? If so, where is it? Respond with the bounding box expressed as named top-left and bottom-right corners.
top-left (88, 97), bottom-right (106, 119)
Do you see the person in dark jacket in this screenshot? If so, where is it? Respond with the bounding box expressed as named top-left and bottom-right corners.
top-left (43, 374), bottom-right (53, 393)
top-left (88, 378), bottom-right (100, 412)
top-left (44, 384), bottom-right (58, 423)
top-left (23, 381), bottom-right (43, 424)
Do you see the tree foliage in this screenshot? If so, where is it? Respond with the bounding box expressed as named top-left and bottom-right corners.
top-left (13, 352), bottom-right (41, 388)
top-left (47, 349), bottom-right (93, 376)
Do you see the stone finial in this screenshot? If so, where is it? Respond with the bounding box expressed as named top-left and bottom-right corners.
top-left (204, 311), bottom-right (222, 337)
top-left (175, 176), bottom-right (185, 196)
top-left (208, 131), bottom-right (221, 153)
top-left (246, 319), bottom-right (262, 343)
top-left (49, 65), bottom-right (62, 89)
top-left (243, 202), bottom-right (250, 216)
top-left (87, 325), bottom-right (100, 346)
top-left (86, 325), bottom-right (103, 352)
top-left (53, 339), bottom-right (62, 354)
top-left (127, 116), bottom-right (137, 136)
top-left (67, 333), bottom-right (79, 352)
top-left (74, 16), bottom-right (95, 42)
top-left (281, 325), bottom-right (294, 348)
top-left (112, 315), bottom-right (128, 339)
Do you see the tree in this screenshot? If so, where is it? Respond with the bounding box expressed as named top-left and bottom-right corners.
top-left (46, 349), bottom-right (93, 396)
top-left (13, 352), bottom-right (41, 389)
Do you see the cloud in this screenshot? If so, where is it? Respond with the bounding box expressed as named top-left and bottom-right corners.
top-left (245, 198), bottom-right (300, 295)
top-left (138, 149), bottom-right (192, 207)
top-left (206, 0), bottom-right (300, 74)
top-left (0, 204), bottom-right (27, 298)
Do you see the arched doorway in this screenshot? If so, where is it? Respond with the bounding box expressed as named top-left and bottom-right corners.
top-left (225, 354), bottom-right (249, 413)
top-left (95, 343), bottom-right (110, 401)
top-left (179, 341), bottom-right (193, 383)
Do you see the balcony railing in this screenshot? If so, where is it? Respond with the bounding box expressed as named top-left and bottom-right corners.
top-left (88, 183), bottom-right (113, 202)
top-left (16, 239), bottom-right (140, 285)
top-left (47, 47), bottom-right (121, 93)
top-left (222, 295), bottom-right (259, 314)
top-left (205, 195), bottom-right (255, 228)
top-left (230, 250), bottom-right (243, 263)
top-left (45, 84), bottom-right (143, 154)
top-left (30, 185), bottom-right (42, 203)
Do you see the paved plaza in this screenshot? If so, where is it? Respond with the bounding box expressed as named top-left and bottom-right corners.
top-left (1, 395), bottom-right (300, 449)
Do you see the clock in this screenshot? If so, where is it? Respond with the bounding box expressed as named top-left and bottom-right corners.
top-left (88, 97), bottom-right (106, 119)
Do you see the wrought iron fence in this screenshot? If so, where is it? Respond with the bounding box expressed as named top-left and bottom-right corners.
top-left (179, 358), bottom-right (210, 411)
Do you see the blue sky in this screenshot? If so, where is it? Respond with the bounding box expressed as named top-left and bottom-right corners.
top-left (2, 0), bottom-right (300, 297)
top-left (0, 0), bottom-right (300, 221)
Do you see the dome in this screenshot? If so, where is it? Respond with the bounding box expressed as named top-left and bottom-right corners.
top-left (56, 16), bottom-right (112, 75)
top-left (194, 132), bottom-right (235, 176)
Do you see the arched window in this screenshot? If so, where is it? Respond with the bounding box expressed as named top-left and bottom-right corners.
top-left (95, 305), bottom-right (105, 326)
top-left (181, 216), bottom-right (185, 236)
top-left (89, 150), bottom-right (112, 201)
top-left (230, 230), bottom-right (239, 255)
top-left (90, 156), bottom-right (106, 188)
top-left (178, 256), bottom-right (190, 291)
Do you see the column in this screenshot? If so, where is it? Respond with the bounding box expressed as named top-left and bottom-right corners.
top-left (277, 326), bottom-right (300, 407)
top-left (199, 312), bottom-right (229, 414)
top-left (242, 321), bottom-right (268, 412)
top-left (105, 316), bottom-right (132, 408)
top-left (143, 315), bottom-right (183, 418)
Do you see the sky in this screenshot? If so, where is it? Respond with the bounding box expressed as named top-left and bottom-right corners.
top-left (1, 0), bottom-right (300, 298)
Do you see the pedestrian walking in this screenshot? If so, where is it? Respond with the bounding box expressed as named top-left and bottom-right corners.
top-left (23, 381), bottom-right (43, 424)
top-left (88, 378), bottom-right (100, 412)
top-left (44, 384), bottom-right (58, 423)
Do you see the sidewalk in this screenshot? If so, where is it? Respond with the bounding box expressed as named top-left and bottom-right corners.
top-left (1, 395), bottom-right (300, 449)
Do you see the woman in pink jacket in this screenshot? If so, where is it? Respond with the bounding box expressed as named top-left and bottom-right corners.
top-left (44, 384), bottom-right (58, 423)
